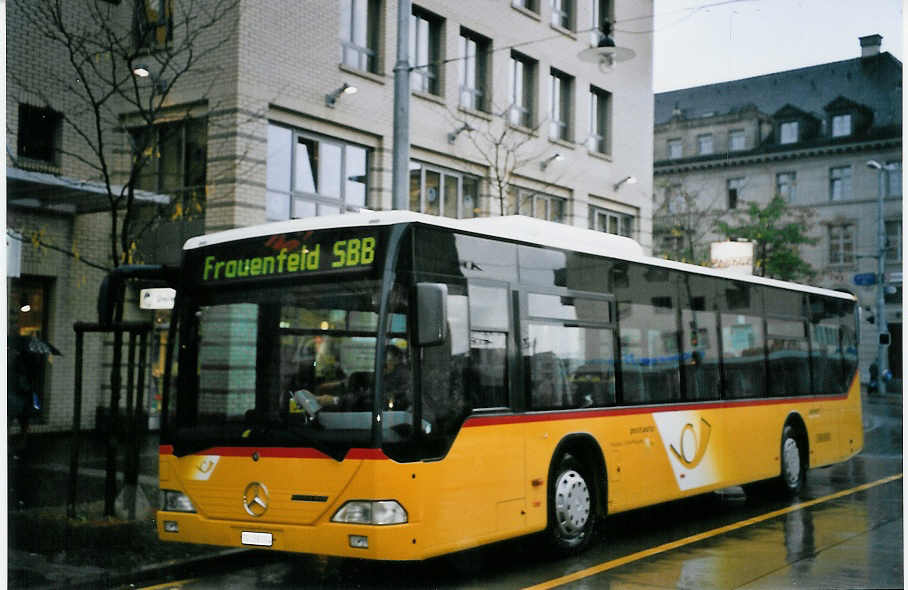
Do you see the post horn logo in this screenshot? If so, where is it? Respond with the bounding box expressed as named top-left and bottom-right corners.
top-left (243, 482), bottom-right (270, 517)
top-left (669, 417), bottom-right (712, 469)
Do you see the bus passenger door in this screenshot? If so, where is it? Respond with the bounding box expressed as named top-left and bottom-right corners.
top-left (426, 282), bottom-right (526, 546)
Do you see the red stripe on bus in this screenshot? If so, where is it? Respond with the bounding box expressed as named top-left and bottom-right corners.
top-left (463, 393), bottom-right (850, 427)
top-left (158, 445), bottom-right (389, 460)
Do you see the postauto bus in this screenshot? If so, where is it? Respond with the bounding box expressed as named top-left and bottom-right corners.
top-left (105, 211), bottom-right (860, 560)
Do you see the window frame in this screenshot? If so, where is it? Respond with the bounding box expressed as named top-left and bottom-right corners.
top-left (831, 113), bottom-right (852, 138)
top-left (588, 86), bottom-right (610, 154)
top-left (729, 129), bottom-right (745, 152)
top-left (697, 133), bottom-right (714, 155)
top-left (885, 219), bottom-right (902, 262)
top-left (17, 103), bottom-right (63, 169)
top-left (134, 0), bottom-right (173, 53)
top-left (550, 0), bottom-right (575, 30)
top-left (131, 117), bottom-right (208, 199)
top-left (341, 0), bottom-right (381, 74)
top-left (509, 187), bottom-right (566, 223)
top-left (829, 165), bottom-right (852, 201)
top-left (410, 6), bottom-right (443, 95)
top-left (727, 177), bottom-right (745, 209)
top-left (549, 68), bottom-right (573, 141)
top-left (828, 223), bottom-right (855, 265)
top-left (408, 161), bottom-right (480, 219)
top-left (667, 138), bottom-right (682, 159)
top-left (509, 51), bottom-right (536, 128)
top-left (779, 120), bottom-right (799, 144)
top-left (459, 29), bottom-right (490, 112)
top-left (776, 171), bottom-right (797, 202)
top-left (590, 206), bottom-right (634, 238)
top-left (265, 123), bottom-right (370, 221)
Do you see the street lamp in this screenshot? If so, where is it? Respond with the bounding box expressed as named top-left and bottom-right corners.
top-left (866, 159), bottom-right (893, 395)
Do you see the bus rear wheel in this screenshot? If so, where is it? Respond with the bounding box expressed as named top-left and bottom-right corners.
top-left (546, 454), bottom-right (594, 554)
top-left (779, 425), bottom-right (805, 496)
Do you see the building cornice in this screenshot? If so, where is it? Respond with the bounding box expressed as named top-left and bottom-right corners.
top-left (655, 136), bottom-right (901, 175)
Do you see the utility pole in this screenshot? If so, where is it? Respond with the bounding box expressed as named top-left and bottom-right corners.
top-left (391, 0), bottom-right (411, 210)
top-left (867, 160), bottom-right (890, 395)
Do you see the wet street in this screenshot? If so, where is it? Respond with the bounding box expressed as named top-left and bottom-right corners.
top-left (138, 396), bottom-right (902, 590)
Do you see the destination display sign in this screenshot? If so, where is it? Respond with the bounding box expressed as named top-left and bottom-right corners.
top-left (187, 228), bottom-right (381, 285)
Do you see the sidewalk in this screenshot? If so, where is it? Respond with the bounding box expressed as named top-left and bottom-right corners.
top-left (7, 429), bottom-right (234, 589)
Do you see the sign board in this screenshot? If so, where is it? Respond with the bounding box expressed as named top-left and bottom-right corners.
top-left (889, 271), bottom-right (902, 284)
top-left (710, 241), bottom-right (753, 275)
top-left (140, 288), bottom-right (176, 310)
top-left (853, 273), bottom-right (877, 286)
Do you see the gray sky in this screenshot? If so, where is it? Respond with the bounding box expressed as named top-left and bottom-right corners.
top-left (646, 0), bottom-right (904, 92)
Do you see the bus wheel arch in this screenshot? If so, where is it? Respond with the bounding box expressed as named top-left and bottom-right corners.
top-left (545, 434), bottom-right (606, 554)
top-left (780, 413), bottom-right (808, 495)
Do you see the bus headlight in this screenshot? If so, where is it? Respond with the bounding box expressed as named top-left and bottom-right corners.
top-left (332, 500), bottom-right (407, 525)
top-left (161, 489), bottom-right (196, 513)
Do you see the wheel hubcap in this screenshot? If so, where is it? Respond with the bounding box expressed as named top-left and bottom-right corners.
top-left (782, 438), bottom-right (800, 487)
top-left (554, 469), bottom-right (590, 536)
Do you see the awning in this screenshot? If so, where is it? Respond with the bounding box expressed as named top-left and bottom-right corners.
top-left (7, 167), bottom-right (171, 214)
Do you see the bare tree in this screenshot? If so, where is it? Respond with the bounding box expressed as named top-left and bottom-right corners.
top-left (10, 0), bottom-right (240, 268)
top-left (448, 106), bottom-right (564, 217)
top-left (652, 178), bottom-right (724, 265)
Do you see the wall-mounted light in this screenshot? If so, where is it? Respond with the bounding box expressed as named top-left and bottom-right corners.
top-left (447, 122), bottom-right (474, 144)
top-left (540, 153), bottom-right (563, 171)
top-left (326, 83), bottom-right (358, 107)
top-left (132, 63), bottom-right (167, 92)
top-left (20, 304), bottom-right (31, 313)
top-left (613, 175), bottom-right (637, 191)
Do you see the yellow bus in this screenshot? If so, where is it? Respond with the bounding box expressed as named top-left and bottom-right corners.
top-left (126, 211), bottom-right (861, 560)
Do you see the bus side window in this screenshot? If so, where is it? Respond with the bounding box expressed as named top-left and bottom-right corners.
top-left (468, 284), bottom-right (509, 408)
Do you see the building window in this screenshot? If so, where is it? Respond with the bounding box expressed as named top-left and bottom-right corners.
top-left (829, 165), bottom-right (852, 201)
top-left (509, 51), bottom-right (536, 128)
top-left (341, 0), bottom-right (381, 73)
top-left (459, 29), bottom-right (490, 112)
top-left (729, 129), bottom-right (745, 151)
top-left (409, 162), bottom-right (479, 218)
top-left (132, 118), bottom-right (208, 200)
top-left (697, 134), bottom-right (713, 155)
top-left (9, 276), bottom-right (53, 423)
top-left (410, 7), bottom-right (442, 95)
top-left (589, 0), bottom-right (612, 45)
top-left (17, 104), bottom-right (63, 168)
top-left (134, 0), bottom-right (173, 52)
top-left (831, 114), bottom-right (852, 137)
top-left (776, 172), bottom-right (797, 202)
top-left (885, 220), bottom-right (902, 262)
top-left (266, 124), bottom-right (369, 221)
top-left (590, 206), bottom-right (633, 238)
top-left (667, 138), bottom-right (682, 159)
top-left (588, 86), bottom-right (610, 154)
top-left (727, 177), bottom-right (745, 209)
top-left (887, 161), bottom-right (902, 197)
top-left (828, 224), bottom-right (855, 264)
top-left (780, 121), bottom-right (799, 144)
top-left (551, 0), bottom-right (574, 29)
top-left (665, 184), bottom-right (685, 214)
top-left (549, 69), bottom-right (573, 141)
top-left (512, 0), bottom-right (539, 12)
top-left (509, 187), bottom-right (566, 223)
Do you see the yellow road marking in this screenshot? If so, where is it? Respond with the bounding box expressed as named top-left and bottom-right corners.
top-left (139, 579), bottom-right (198, 590)
top-left (525, 473), bottom-right (903, 590)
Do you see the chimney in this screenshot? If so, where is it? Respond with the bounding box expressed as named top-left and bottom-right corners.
top-left (859, 34), bottom-right (883, 58)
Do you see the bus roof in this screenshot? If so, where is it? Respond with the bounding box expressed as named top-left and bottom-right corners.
top-left (183, 211), bottom-right (854, 301)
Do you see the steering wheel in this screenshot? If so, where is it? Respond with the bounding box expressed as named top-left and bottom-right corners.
top-left (291, 388), bottom-right (321, 419)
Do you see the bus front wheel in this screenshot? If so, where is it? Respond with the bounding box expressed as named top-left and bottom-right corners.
top-left (546, 454), bottom-right (595, 554)
top-left (779, 425), bottom-right (805, 496)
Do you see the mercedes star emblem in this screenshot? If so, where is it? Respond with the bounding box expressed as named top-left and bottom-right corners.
top-left (243, 482), bottom-right (270, 517)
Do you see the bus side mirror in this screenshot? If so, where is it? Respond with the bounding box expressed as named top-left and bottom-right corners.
top-left (417, 283), bottom-right (448, 346)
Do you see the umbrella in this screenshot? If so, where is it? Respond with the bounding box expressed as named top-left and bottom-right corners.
top-left (25, 335), bottom-right (63, 356)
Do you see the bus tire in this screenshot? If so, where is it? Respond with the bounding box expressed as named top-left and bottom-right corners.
top-left (778, 425), bottom-right (806, 496)
top-left (546, 454), bottom-right (595, 554)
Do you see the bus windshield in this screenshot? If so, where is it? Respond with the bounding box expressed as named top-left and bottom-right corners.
top-left (169, 278), bottom-right (410, 459)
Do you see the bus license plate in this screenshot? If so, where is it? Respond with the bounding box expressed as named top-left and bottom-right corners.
top-left (241, 531), bottom-right (273, 547)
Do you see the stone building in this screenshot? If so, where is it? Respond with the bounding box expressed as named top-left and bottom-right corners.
top-left (7, 0), bottom-right (654, 432)
top-left (653, 35), bottom-right (902, 386)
